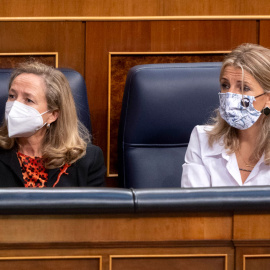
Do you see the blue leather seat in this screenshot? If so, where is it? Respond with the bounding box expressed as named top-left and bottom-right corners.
top-left (118, 62), bottom-right (222, 188)
top-left (0, 68), bottom-right (91, 132)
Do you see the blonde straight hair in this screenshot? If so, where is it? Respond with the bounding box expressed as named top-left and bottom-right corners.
top-left (0, 61), bottom-right (91, 169)
top-left (207, 43), bottom-right (270, 164)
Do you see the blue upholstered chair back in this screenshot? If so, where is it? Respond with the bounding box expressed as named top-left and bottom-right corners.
top-left (0, 68), bottom-right (91, 132)
top-left (118, 62), bottom-right (222, 188)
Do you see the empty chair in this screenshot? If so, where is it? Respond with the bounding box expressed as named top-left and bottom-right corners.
top-left (118, 62), bottom-right (221, 188)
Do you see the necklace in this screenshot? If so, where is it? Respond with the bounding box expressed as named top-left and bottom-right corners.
top-left (239, 168), bottom-right (252, 173)
top-left (237, 150), bottom-right (255, 168)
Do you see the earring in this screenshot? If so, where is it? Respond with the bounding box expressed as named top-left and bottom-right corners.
top-left (261, 107), bottom-right (270, 116)
top-left (46, 123), bottom-right (51, 129)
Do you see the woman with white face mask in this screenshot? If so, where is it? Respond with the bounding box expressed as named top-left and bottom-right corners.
top-left (181, 43), bottom-right (270, 187)
top-left (0, 61), bottom-right (106, 187)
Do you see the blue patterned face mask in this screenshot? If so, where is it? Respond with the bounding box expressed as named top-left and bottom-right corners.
top-left (219, 92), bottom-right (264, 130)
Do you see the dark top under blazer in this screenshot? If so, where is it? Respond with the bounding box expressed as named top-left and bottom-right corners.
top-left (0, 144), bottom-right (106, 187)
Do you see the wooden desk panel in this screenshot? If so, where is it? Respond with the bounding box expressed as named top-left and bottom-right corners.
top-left (234, 212), bottom-right (270, 240)
top-left (110, 255), bottom-right (228, 270)
top-left (0, 212), bottom-right (232, 243)
top-left (0, 212), bottom-right (234, 270)
top-left (0, 256), bottom-right (101, 270)
top-left (0, 211), bottom-right (269, 269)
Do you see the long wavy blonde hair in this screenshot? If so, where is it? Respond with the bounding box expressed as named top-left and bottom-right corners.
top-left (0, 61), bottom-right (91, 168)
top-left (207, 43), bottom-right (270, 164)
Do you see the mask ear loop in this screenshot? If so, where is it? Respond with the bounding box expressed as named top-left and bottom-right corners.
top-left (239, 65), bottom-right (251, 108)
top-left (240, 64), bottom-right (247, 108)
top-left (35, 110), bottom-right (51, 131)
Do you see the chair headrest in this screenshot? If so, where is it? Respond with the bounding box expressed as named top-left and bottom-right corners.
top-left (121, 62), bottom-right (221, 145)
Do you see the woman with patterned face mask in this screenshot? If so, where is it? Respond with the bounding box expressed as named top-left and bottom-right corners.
top-left (181, 43), bottom-right (270, 187)
top-left (0, 61), bottom-right (106, 187)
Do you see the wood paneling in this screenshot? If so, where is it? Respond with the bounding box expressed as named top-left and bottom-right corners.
top-left (260, 20), bottom-right (270, 47)
top-left (150, 21), bottom-right (258, 51)
top-left (234, 213), bottom-right (270, 240)
top-left (234, 213), bottom-right (270, 269)
top-left (86, 21), bottom-right (151, 159)
top-left (0, 210), bottom-right (270, 269)
top-left (0, 213), bottom-right (232, 243)
top-left (111, 255), bottom-right (227, 270)
top-left (0, 22), bottom-right (85, 75)
top-left (85, 20), bottom-right (257, 184)
top-left (0, 256), bottom-right (100, 270)
top-left (0, 0), bottom-right (270, 17)
top-left (235, 247), bottom-right (270, 270)
top-left (0, 212), bottom-right (234, 270)
top-left (244, 256), bottom-right (270, 270)
top-left (5, 210), bottom-right (270, 270)
top-left (0, 54), bottom-right (57, 68)
top-left (162, 1), bottom-right (270, 17)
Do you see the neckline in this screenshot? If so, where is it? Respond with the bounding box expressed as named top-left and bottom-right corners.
top-left (17, 151), bottom-right (43, 160)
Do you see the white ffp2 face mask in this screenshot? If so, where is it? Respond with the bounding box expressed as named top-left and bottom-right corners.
top-left (5, 101), bottom-right (49, 138)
